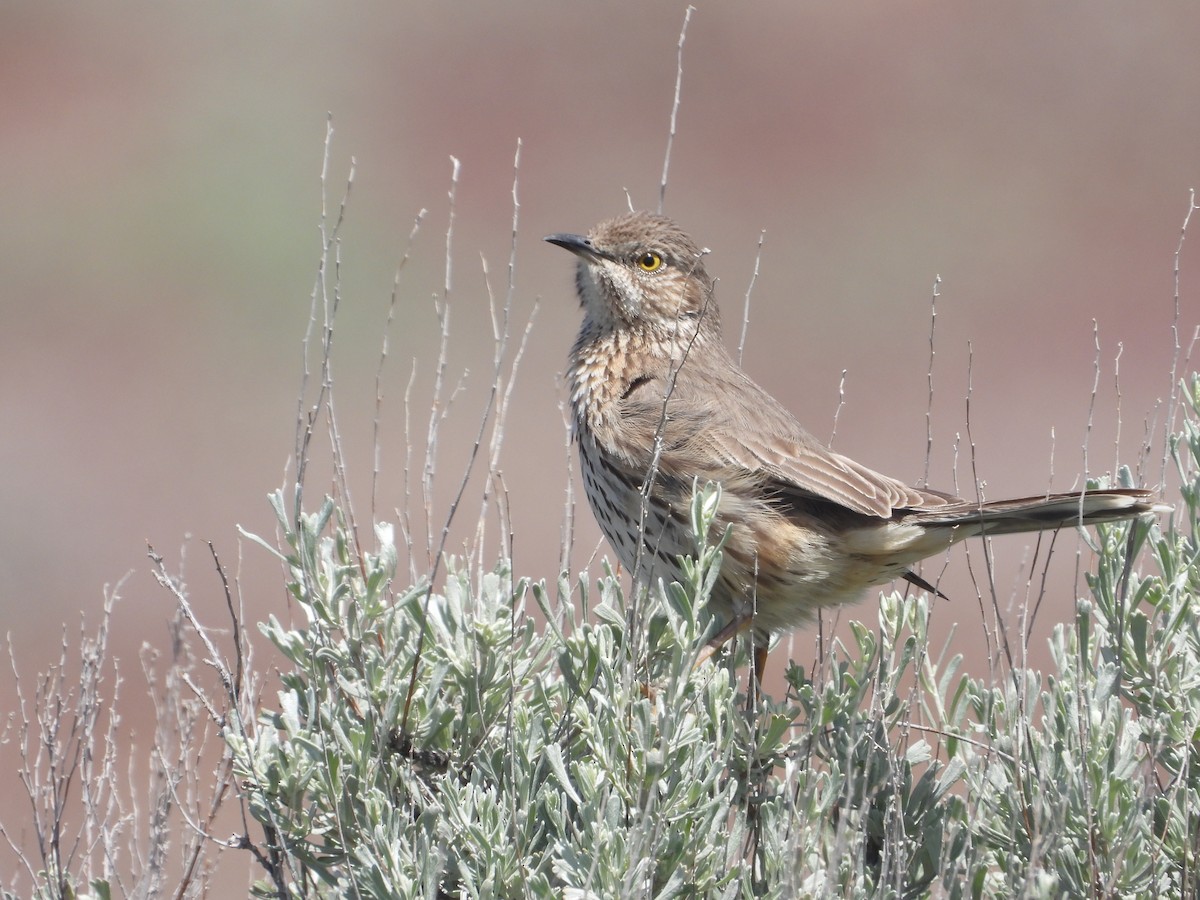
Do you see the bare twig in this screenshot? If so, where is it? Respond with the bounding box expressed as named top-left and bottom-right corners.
top-left (1113, 341), bottom-right (1124, 479)
top-left (421, 157), bottom-right (462, 567)
top-left (295, 118), bottom-right (354, 517)
top-left (401, 359), bottom-right (419, 583)
top-left (737, 229), bottom-right (766, 365)
top-left (406, 155), bottom-right (517, 734)
top-left (374, 209), bottom-right (428, 526)
top-left (1163, 187), bottom-right (1198, 489)
top-left (923, 275), bottom-right (942, 488)
top-left (959, 345), bottom-right (999, 679)
top-left (1082, 320), bottom-right (1101, 487)
top-left (148, 546), bottom-right (234, 706)
top-left (0, 577), bottom-right (235, 897)
top-left (147, 544), bottom-right (296, 894)
top-left (475, 139), bottom-right (540, 570)
top-left (659, 5), bottom-right (694, 213)
top-left (206, 542), bottom-right (243, 702)
top-left (829, 370), bottom-right (848, 448)
top-left (559, 395), bottom-right (579, 581)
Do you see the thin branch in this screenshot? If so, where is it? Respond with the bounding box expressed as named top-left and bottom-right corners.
top-left (1113, 341), bottom-right (1124, 479)
top-left (737, 230), bottom-right (766, 365)
top-left (658, 5), bottom-right (694, 213)
top-left (373, 209), bottom-right (428, 525)
top-left (422, 157), bottom-right (462, 566)
top-left (206, 542), bottom-right (243, 702)
top-left (923, 275), bottom-right (941, 488)
top-left (829, 370), bottom-right (847, 449)
top-left (406, 156), bottom-right (516, 735)
top-left (147, 546), bottom-right (234, 709)
top-left (295, 119), bottom-right (354, 517)
top-left (1082, 319), bottom-right (1101, 488)
top-left (401, 359), bottom-right (419, 584)
top-left (1163, 187), bottom-right (1197, 489)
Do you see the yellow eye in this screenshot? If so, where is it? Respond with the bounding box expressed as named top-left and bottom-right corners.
top-left (636, 251), bottom-right (664, 272)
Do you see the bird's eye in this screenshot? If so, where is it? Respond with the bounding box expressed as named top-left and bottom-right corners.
top-left (636, 251), bottom-right (664, 272)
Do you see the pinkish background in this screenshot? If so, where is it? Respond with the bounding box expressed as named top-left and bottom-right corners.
top-left (3, 2), bottom-right (1197, 890)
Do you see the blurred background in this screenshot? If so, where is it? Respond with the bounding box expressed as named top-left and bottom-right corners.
top-left (2, 0), bottom-right (1198, 889)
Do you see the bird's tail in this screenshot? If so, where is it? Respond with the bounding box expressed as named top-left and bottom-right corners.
top-left (911, 488), bottom-right (1166, 537)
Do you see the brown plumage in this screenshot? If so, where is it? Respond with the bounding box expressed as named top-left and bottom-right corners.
top-left (547, 211), bottom-right (1160, 669)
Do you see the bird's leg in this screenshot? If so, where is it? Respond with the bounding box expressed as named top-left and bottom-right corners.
top-left (696, 614), bottom-right (749, 664)
top-left (696, 614), bottom-right (767, 686)
top-left (752, 644), bottom-right (769, 686)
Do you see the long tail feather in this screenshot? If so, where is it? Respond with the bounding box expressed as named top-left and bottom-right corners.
top-left (909, 488), bottom-right (1165, 536)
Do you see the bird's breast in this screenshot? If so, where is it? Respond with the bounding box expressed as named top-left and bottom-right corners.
top-left (567, 331), bottom-right (637, 431)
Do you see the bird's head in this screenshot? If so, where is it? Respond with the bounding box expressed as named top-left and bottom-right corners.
top-left (546, 211), bottom-right (720, 340)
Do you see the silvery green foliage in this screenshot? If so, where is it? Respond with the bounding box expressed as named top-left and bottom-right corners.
top-left (947, 377), bottom-right (1199, 898)
top-left (234, 485), bottom-right (749, 898)
top-left (232, 400), bottom-right (1199, 899)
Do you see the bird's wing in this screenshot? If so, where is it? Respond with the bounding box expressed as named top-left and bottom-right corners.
top-left (670, 361), bottom-right (957, 519)
top-left (711, 426), bottom-right (951, 517)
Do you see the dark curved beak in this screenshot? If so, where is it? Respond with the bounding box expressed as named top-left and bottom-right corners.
top-left (544, 232), bottom-right (608, 262)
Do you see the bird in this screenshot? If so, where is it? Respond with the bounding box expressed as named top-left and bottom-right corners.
top-left (546, 210), bottom-right (1161, 678)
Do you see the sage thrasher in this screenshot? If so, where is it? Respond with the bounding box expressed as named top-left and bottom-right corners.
top-left (546, 210), bottom-right (1161, 676)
